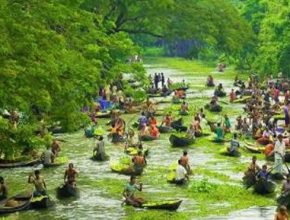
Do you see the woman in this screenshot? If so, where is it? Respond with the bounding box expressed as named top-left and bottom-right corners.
top-left (257, 127), bottom-right (272, 145)
top-left (149, 124), bottom-right (160, 138)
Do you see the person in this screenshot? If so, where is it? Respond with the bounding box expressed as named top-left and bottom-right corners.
top-left (64, 163), bottom-right (78, 187)
top-left (284, 102), bottom-right (290, 128)
top-left (274, 206), bottom-right (288, 220)
top-left (175, 159), bottom-right (189, 184)
top-left (93, 136), bottom-right (106, 161)
top-left (215, 123), bottom-right (224, 142)
top-left (132, 151), bottom-right (146, 174)
top-left (123, 176), bottom-right (144, 207)
top-left (228, 133), bottom-right (240, 154)
top-left (139, 123), bottom-right (150, 137)
top-left (257, 127), bottom-right (272, 145)
top-left (28, 170), bottom-right (47, 196)
top-left (229, 89), bottom-right (236, 102)
top-left (206, 75), bottom-right (214, 87)
top-left (148, 116), bottom-right (157, 126)
top-left (257, 164), bottom-right (269, 180)
top-left (161, 73), bottom-right (165, 87)
top-left (154, 73), bottom-right (159, 89)
top-left (42, 146), bottom-right (55, 165)
top-left (282, 174), bottom-right (290, 194)
top-left (180, 101), bottom-right (189, 114)
top-left (126, 129), bottom-right (139, 148)
top-left (192, 116), bottom-right (202, 137)
top-left (180, 151), bottom-right (191, 174)
top-left (138, 112), bottom-right (148, 130)
top-left (245, 156), bottom-right (260, 176)
top-left (162, 112), bottom-right (173, 127)
top-left (186, 125), bottom-right (196, 139)
top-left (0, 176), bottom-right (8, 201)
top-left (223, 114), bottom-right (231, 133)
top-left (51, 139), bottom-right (61, 156)
top-left (149, 124), bottom-right (160, 138)
top-left (272, 134), bottom-right (286, 174)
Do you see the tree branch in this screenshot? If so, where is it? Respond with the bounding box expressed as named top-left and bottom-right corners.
top-left (116, 28), bottom-right (163, 38)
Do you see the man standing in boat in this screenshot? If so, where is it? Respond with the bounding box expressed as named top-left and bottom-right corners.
top-left (0, 176), bottom-right (8, 201)
top-left (64, 163), bottom-right (78, 188)
top-left (272, 134), bottom-right (286, 175)
top-left (28, 170), bottom-right (47, 196)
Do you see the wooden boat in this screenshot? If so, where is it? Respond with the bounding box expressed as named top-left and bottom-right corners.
top-left (110, 163), bottom-right (143, 176)
top-left (277, 192), bottom-right (290, 208)
top-left (141, 200), bottom-right (182, 210)
top-left (111, 133), bottom-right (125, 143)
top-left (158, 126), bottom-right (173, 133)
top-left (43, 156), bottom-right (68, 168)
top-left (139, 135), bottom-right (157, 142)
top-left (244, 142), bottom-right (265, 154)
top-left (214, 90), bottom-right (226, 97)
top-left (0, 192), bottom-right (32, 214)
top-left (171, 119), bottom-right (187, 132)
top-left (179, 111), bottom-right (189, 116)
top-left (269, 172), bottom-right (286, 181)
top-left (169, 134), bottom-right (194, 147)
top-left (219, 148), bottom-right (241, 157)
top-left (57, 184), bottom-right (79, 198)
top-left (0, 160), bottom-right (40, 169)
top-left (30, 195), bottom-right (54, 209)
top-left (90, 154), bottom-right (109, 162)
top-left (254, 178), bottom-right (276, 194)
top-left (206, 83), bottom-right (215, 87)
top-left (96, 111), bottom-right (111, 118)
top-left (204, 104), bottom-right (222, 112)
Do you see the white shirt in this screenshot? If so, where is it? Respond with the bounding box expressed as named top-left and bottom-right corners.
top-left (274, 140), bottom-right (286, 159)
top-left (43, 150), bottom-right (53, 165)
top-left (176, 164), bottom-right (187, 181)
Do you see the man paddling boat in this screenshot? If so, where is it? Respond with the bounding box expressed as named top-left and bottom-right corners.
top-left (123, 176), bottom-right (144, 207)
top-left (28, 170), bottom-right (47, 196)
top-left (64, 163), bottom-right (78, 188)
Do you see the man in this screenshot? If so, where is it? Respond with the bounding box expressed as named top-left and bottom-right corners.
top-left (272, 134), bottom-right (286, 174)
top-left (245, 156), bottom-right (260, 175)
top-left (93, 136), bottom-right (106, 161)
top-left (64, 163), bottom-right (78, 187)
top-left (257, 165), bottom-right (269, 180)
top-left (228, 133), bottom-right (240, 154)
top-left (180, 151), bottom-right (191, 174)
top-left (132, 151), bottom-right (146, 174)
top-left (154, 73), bottom-right (159, 89)
top-left (0, 176), bottom-right (8, 201)
top-left (123, 176), bottom-right (144, 207)
top-left (161, 72), bottom-right (165, 87)
top-left (42, 146), bottom-right (55, 165)
top-left (51, 139), bottom-right (61, 156)
top-left (175, 159), bottom-right (189, 185)
top-left (215, 123), bottom-right (224, 142)
top-left (28, 170), bottom-right (47, 196)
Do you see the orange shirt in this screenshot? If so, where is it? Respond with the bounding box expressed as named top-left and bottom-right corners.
top-left (264, 144), bottom-right (274, 156)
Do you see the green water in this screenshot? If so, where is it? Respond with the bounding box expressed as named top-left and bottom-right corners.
top-left (1, 64), bottom-right (278, 220)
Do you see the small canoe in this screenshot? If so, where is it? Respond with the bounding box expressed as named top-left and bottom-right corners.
top-left (254, 178), bottom-right (276, 194)
top-left (244, 143), bottom-right (265, 154)
top-left (30, 195), bottom-right (54, 209)
top-left (169, 134), bottom-right (194, 147)
top-left (110, 163), bottom-right (143, 176)
top-left (219, 148), bottom-right (241, 157)
top-left (111, 133), bottom-right (125, 143)
top-left (158, 126), bottom-right (173, 133)
top-left (96, 111), bottom-right (111, 118)
top-left (269, 172), bottom-right (286, 181)
top-left (139, 135), bottom-right (157, 142)
top-left (57, 184), bottom-right (79, 198)
top-left (0, 192), bottom-right (32, 214)
top-left (141, 200), bottom-right (182, 211)
top-left (43, 156), bottom-right (68, 168)
top-left (277, 192), bottom-right (290, 208)
top-left (179, 111), bottom-right (189, 116)
top-left (204, 104), bottom-right (222, 112)
top-left (0, 160), bottom-right (40, 169)
top-left (206, 83), bottom-right (215, 87)
top-left (91, 154), bottom-right (110, 162)
top-left (214, 91), bottom-right (226, 97)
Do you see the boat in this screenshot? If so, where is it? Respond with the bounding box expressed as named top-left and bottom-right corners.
top-left (96, 111), bottom-right (111, 118)
top-left (0, 192), bottom-right (32, 214)
top-left (269, 172), bottom-right (286, 181)
top-left (57, 184), bottom-right (79, 198)
top-left (91, 154), bottom-right (110, 162)
top-left (253, 178), bottom-right (276, 194)
top-left (214, 90), bottom-right (226, 97)
top-left (179, 111), bottom-right (189, 116)
top-left (110, 163), bottom-right (143, 176)
top-left (219, 148), bottom-right (241, 157)
top-left (43, 156), bottom-right (68, 168)
top-left (171, 119), bottom-right (187, 132)
top-left (141, 200), bottom-right (182, 210)
top-left (204, 104), bottom-right (222, 112)
top-left (111, 133), bottom-right (125, 143)
top-left (169, 134), bottom-right (194, 147)
top-left (233, 96), bottom-right (251, 104)
top-left (139, 135), bottom-right (157, 142)
top-left (0, 159), bottom-right (40, 169)
top-left (30, 195), bottom-right (54, 209)
top-left (266, 151), bottom-right (290, 163)
top-left (277, 192), bottom-right (290, 208)
top-left (158, 126), bottom-right (173, 133)
top-left (244, 142), bottom-right (265, 154)
top-left (125, 147), bottom-right (149, 157)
